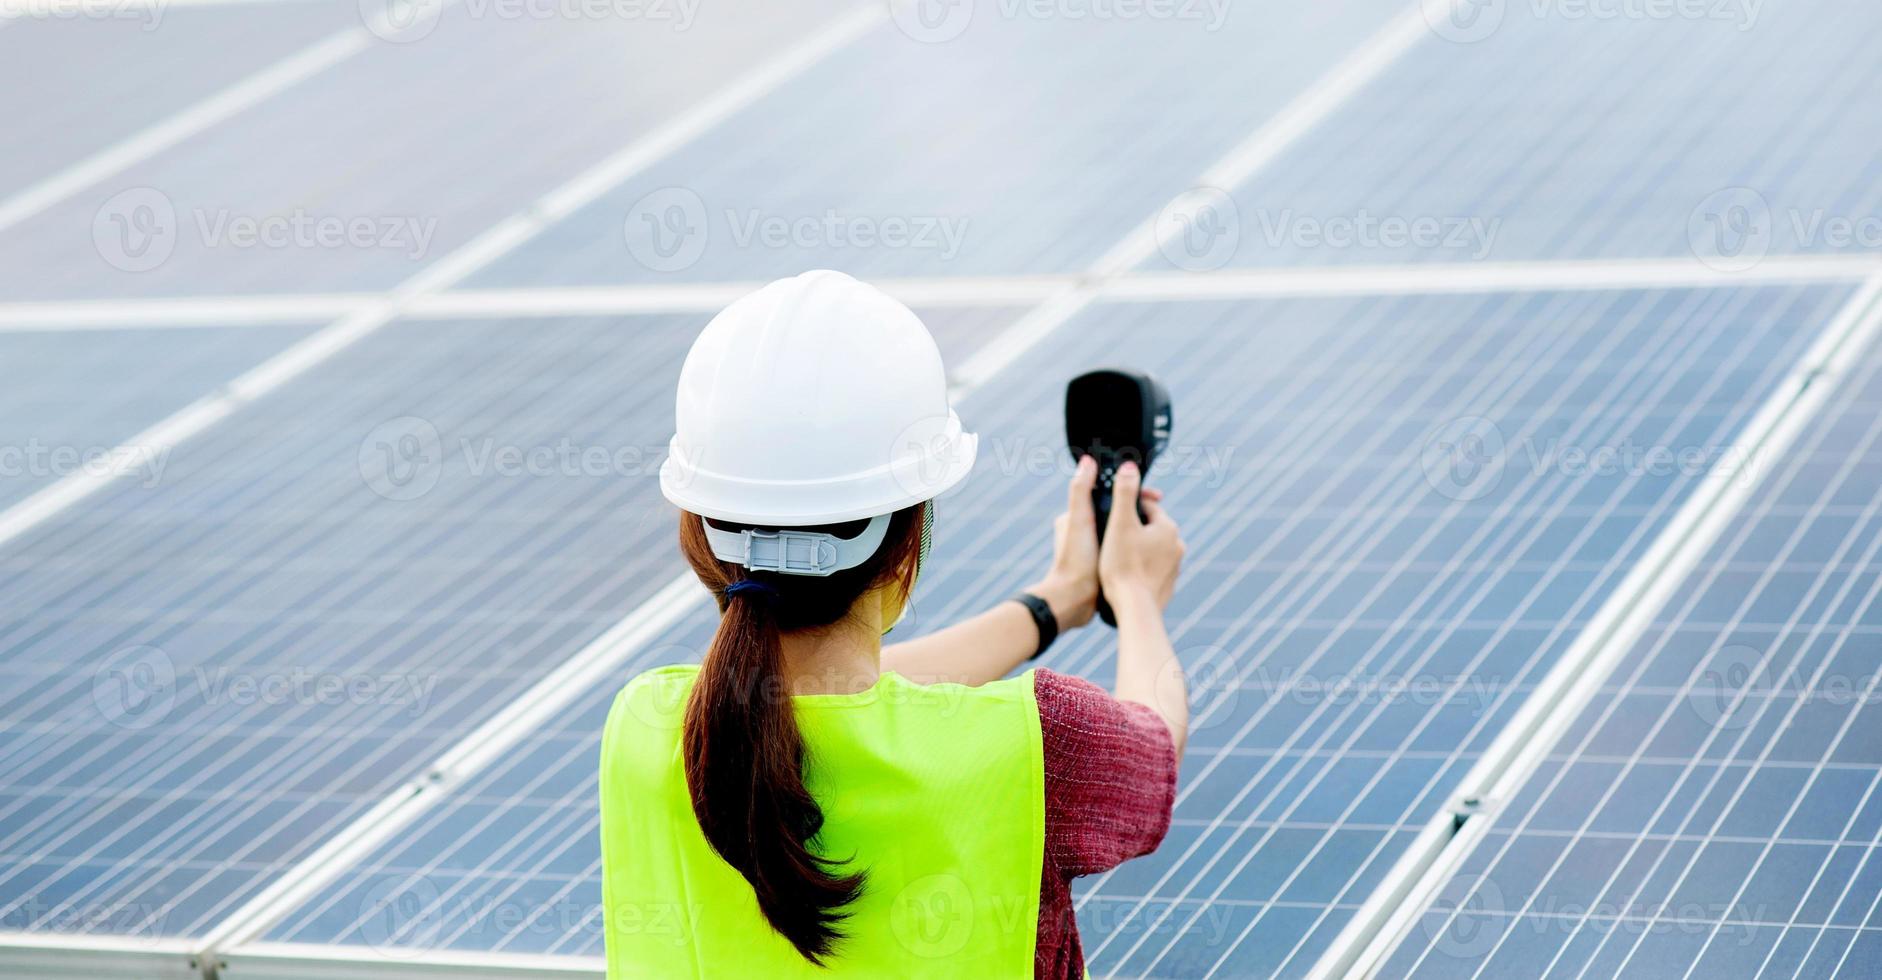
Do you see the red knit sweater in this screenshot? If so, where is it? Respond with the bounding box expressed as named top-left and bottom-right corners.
top-left (1033, 669), bottom-right (1180, 979)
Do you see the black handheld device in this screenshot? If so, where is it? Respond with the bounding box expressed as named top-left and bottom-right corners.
top-left (1066, 369), bottom-right (1174, 627)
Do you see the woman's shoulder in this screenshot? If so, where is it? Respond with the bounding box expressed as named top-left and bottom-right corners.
top-left (606, 664), bottom-right (701, 735)
top-left (874, 669), bottom-right (1043, 716)
top-left (625, 662), bottom-right (701, 690)
top-left (1031, 667), bottom-right (1114, 706)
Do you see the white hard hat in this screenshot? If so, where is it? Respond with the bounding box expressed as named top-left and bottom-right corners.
top-left (660, 270), bottom-right (979, 541)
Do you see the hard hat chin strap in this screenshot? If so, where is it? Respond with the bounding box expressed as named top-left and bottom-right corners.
top-left (883, 501), bottom-right (934, 636)
top-left (703, 514), bottom-right (893, 577)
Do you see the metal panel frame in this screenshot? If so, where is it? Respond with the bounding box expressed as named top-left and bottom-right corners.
top-left (219, 943), bottom-right (602, 980)
top-left (0, 932), bottom-right (204, 980)
top-left (5, 255), bottom-right (1876, 980)
top-left (1314, 275), bottom-right (1882, 978)
top-left (16, 0), bottom-right (1882, 973)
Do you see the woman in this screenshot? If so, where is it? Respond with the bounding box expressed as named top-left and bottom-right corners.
top-left (601, 270), bottom-right (1187, 978)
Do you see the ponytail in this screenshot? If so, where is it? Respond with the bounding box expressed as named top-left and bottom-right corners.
top-left (676, 506), bottom-right (925, 964)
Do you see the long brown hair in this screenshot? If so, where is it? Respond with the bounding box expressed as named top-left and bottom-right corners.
top-left (677, 504), bottom-right (927, 964)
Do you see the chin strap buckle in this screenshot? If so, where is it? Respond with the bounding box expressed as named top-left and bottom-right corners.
top-left (741, 529), bottom-right (841, 576)
top-left (701, 514), bottom-right (893, 578)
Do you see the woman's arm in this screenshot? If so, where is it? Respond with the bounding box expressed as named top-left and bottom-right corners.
top-left (882, 574), bottom-right (1090, 686)
top-left (1098, 462), bottom-right (1189, 756)
top-left (884, 457), bottom-right (1108, 686)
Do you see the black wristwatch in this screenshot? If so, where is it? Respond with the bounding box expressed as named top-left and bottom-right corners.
top-left (1015, 593), bottom-right (1060, 660)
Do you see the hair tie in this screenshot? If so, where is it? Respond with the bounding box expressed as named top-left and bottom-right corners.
top-left (724, 579), bottom-right (780, 605)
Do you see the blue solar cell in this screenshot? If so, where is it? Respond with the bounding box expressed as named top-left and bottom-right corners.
top-left (1383, 320), bottom-right (1882, 979)
top-left (0, 325), bottom-right (313, 509)
top-left (0, 1), bottom-right (861, 301)
top-left (1134, 1), bottom-right (1882, 270)
top-left (464, 0), bottom-right (1409, 288)
top-left (0, 5), bottom-right (358, 194)
top-left (0, 307), bottom-right (1015, 942)
top-left (262, 284), bottom-right (1843, 977)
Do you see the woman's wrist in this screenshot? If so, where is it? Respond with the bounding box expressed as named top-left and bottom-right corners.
top-left (1102, 583), bottom-right (1164, 623)
top-left (1027, 574), bottom-right (1095, 632)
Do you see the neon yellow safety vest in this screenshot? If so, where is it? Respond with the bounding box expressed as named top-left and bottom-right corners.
top-left (599, 665), bottom-right (1046, 977)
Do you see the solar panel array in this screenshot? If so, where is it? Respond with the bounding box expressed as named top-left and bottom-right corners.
top-left (0, 1), bottom-right (860, 300)
top-left (0, 4), bottom-right (358, 193)
top-left (5, 0), bottom-right (1882, 977)
top-left (1382, 317), bottom-right (1882, 979)
top-left (0, 326), bottom-right (315, 509)
top-left (465, 0), bottom-right (1406, 287)
top-left (262, 283), bottom-right (1846, 977)
top-left (0, 306), bottom-right (1015, 941)
top-left (1148, 0), bottom-right (1882, 270)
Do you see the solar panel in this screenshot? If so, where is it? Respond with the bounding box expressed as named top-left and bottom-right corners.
top-left (0, 4), bottom-right (358, 193)
top-left (12, 2), bottom-right (1882, 976)
top-left (257, 284), bottom-right (1847, 978)
top-left (1133, 2), bottom-right (1882, 270)
top-left (0, 307), bottom-right (1013, 943)
top-left (1380, 325), bottom-right (1882, 978)
top-left (463, 0), bottom-right (1408, 288)
top-left (256, 616), bottom-right (714, 957)
top-left (0, 325), bottom-right (313, 509)
top-left (0, 1), bottom-right (863, 302)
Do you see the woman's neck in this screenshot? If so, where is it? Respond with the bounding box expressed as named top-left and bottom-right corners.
top-left (778, 595), bottom-right (884, 695)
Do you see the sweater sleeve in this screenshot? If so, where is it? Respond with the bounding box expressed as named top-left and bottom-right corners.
top-left (1034, 668), bottom-right (1179, 876)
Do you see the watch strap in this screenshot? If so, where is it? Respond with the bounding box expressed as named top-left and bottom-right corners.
top-left (1015, 592), bottom-right (1060, 660)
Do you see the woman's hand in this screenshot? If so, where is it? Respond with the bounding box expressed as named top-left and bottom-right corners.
top-left (1097, 461), bottom-right (1184, 616)
top-left (1030, 455), bottom-right (1163, 632)
top-left (884, 455), bottom-right (1166, 686)
top-left (1101, 459), bottom-right (1188, 756)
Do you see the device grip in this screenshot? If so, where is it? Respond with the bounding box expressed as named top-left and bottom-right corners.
top-left (1091, 484), bottom-right (1149, 628)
